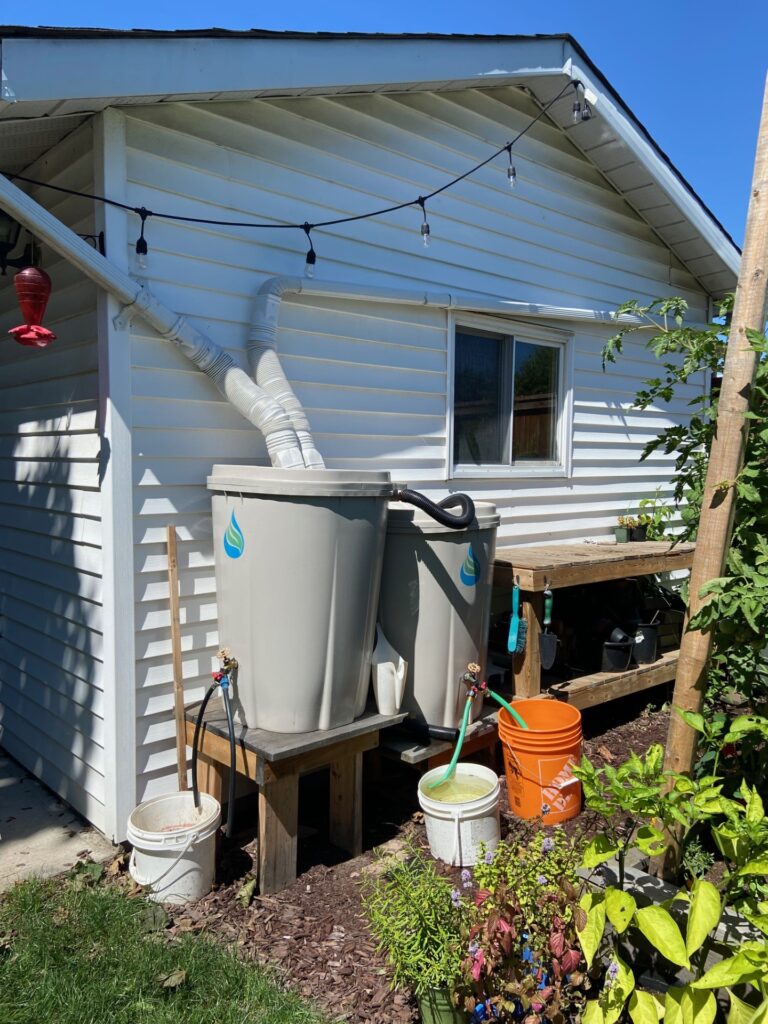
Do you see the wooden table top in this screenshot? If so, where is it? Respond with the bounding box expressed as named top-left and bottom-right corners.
top-left (185, 700), bottom-right (407, 763)
top-left (493, 541), bottom-right (695, 591)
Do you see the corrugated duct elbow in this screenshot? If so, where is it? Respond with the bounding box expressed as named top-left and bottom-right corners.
top-left (249, 278), bottom-right (325, 469)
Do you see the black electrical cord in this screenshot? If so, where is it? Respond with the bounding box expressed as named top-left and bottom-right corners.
top-left (396, 488), bottom-right (476, 530)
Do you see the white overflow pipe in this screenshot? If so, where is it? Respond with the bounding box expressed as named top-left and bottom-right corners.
top-left (0, 176), bottom-right (306, 470)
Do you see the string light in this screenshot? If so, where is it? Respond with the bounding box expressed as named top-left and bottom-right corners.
top-left (417, 197), bottom-right (430, 248)
top-left (505, 145), bottom-right (517, 189)
top-left (2, 80), bottom-right (583, 274)
top-left (135, 207), bottom-right (149, 270)
top-left (303, 223), bottom-right (316, 278)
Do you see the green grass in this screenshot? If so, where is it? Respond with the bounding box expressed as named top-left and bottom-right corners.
top-left (0, 875), bottom-right (327, 1024)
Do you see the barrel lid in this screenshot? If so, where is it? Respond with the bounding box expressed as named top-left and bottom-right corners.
top-left (386, 499), bottom-right (500, 533)
top-left (207, 465), bottom-right (394, 498)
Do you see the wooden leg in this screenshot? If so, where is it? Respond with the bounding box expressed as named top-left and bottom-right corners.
top-left (258, 773), bottom-right (299, 894)
top-left (514, 591), bottom-right (543, 698)
top-left (198, 753), bottom-right (224, 802)
top-left (329, 752), bottom-right (363, 856)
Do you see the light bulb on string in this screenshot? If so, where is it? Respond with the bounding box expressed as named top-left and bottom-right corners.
top-left (417, 197), bottom-right (431, 248)
top-left (506, 146), bottom-right (517, 189)
top-left (581, 99), bottom-right (592, 122)
top-left (571, 100), bottom-right (582, 124)
top-left (134, 207), bottom-right (150, 271)
top-left (302, 223), bottom-right (316, 278)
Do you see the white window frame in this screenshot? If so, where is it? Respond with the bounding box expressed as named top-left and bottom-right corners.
top-left (447, 311), bottom-right (574, 481)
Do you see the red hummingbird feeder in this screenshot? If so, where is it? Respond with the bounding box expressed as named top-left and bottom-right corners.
top-left (8, 266), bottom-right (56, 348)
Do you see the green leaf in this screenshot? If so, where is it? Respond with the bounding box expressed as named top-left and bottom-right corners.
top-left (605, 886), bottom-right (637, 934)
top-left (746, 787), bottom-right (765, 825)
top-left (582, 834), bottom-right (620, 868)
top-left (665, 987), bottom-right (685, 1024)
top-left (603, 954), bottom-right (636, 1024)
top-left (686, 879), bottom-right (721, 956)
top-left (629, 991), bottom-right (665, 1024)
top-left (577, 891), bottom-right (606, 969)
top-left (635, 905), bottom-right (690, 969)
top-left (728, 992), bottom-right (761, 1024)
top-left (740, 859), bottom-right (768, 877)
top-left (676, 710), bottom-right (706, 733)
top-left (584, 1001), bottom-right (606, 1024)
top-left (636, 825), bottom-right (668, 857)
top-left (713, 825), bottom-right (750, 864)
top-left (692, 951), bottom-right (765, 989)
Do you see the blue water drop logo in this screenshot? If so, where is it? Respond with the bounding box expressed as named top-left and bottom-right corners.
top-left (459, 543), bottom-right (480, 586)
top-left (223, 510), bottom-right (245, 559)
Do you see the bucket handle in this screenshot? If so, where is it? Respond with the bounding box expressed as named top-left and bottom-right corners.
top-left (129, 831), bottom-right (199, 891)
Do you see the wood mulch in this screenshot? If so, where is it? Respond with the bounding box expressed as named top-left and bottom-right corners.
top-left (160, 690), bottom-right (673, 1023)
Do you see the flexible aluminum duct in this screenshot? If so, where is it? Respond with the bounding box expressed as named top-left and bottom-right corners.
top-left (0, 175), bottom-right (306, 470)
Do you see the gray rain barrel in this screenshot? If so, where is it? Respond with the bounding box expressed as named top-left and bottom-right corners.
top-left (208, 466), bottom-right (393, 733)
top-left (377, 501), bottom-right (500, 730)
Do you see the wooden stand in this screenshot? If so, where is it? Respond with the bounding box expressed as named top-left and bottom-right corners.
top-left (186, 703), bottom-right (406, 893)
top-left (493, 542), bottom-right (695, 707)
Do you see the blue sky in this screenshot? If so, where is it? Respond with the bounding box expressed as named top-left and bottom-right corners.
top-left (9, 1), bottom-right (767, 245)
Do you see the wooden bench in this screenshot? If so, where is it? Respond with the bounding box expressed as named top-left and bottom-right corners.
top-left (186, 703), bottom-right (406, 893)
top-left (493, 542), bottom-right (695, 708)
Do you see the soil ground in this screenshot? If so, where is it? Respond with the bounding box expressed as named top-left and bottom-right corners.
top-left (159, 688), bottom-right (673, 1024)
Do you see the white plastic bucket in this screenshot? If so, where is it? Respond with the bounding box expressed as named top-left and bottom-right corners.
top-left (126, 791), bottom-right (221, 904)
top-left (418, 763), bottom-right (500, 866)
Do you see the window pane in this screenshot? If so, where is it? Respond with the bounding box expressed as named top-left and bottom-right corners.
top-left (512, 341), bottom-right (559, 461)
top-left (453, 330), bottom-right (505, 465)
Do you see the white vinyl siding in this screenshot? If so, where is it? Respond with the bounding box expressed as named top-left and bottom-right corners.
top-left (120, 87), bottom-right (708, 807)
top-left (0, 121), bottom-right (106, 829)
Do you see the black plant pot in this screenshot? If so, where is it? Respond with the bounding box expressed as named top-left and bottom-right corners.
top-left (633, 624), bottom-right (659, 665)
top-left (629, 525), bottom-right (648, 541)
top-left (601, 640), bottom-right (634, 672)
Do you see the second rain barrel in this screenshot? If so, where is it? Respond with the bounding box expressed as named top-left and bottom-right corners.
top-left (378, 500), bottom-right (500, 730)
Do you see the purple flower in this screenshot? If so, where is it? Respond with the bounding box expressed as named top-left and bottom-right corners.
top-left (484, 849), bottom-right (494, 864)
top-left (537, 874), bottom-right (548, 885)
top-left (451, 888), bottom-right (462, 908)
top-left (542, 837), bottom-right (555, 853)
top-left (461, 868), bottom-right (472, 888)
top-left (468, 940), bottom-right (480, 956)
top-left (606, 961), bottom-right (619, 986)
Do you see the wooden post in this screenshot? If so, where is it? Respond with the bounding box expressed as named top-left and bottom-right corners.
top-left (166, 525), bottom-right (188, 790)
top-left (659, 75), bottom-right (768, 871)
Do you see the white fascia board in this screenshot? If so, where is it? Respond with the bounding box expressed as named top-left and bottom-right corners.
top-left (564, 45), bottom-right (740, 279)
top-left (0, 35), bottom-right (567, 104)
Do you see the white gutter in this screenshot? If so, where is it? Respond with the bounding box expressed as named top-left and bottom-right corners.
top-left (0, 174), bottom-right (309, 470)
top-left (250, 276), bottom-right (644, 355)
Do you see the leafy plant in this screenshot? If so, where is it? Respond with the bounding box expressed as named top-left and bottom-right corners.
top-left (602, 296), bottom-right (768, 705)
top-left (681, 836), bottom-right (715, 883)
top-left (638, 489), bottom-right (675, 541)
top-left (572, 745), bottom-right (670, 889)
top-left (458, 833), bottom-right (591, 1022)
top-left (361, 848), bottom-right (464, 997)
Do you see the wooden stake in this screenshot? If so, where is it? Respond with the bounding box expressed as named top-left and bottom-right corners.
top-left (167, 525), bottom-right (188, 790)
top-left (658, 74), bottom-right (768, 874)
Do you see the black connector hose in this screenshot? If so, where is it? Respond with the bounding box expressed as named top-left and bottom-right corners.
top-left (396, 488), bottom-right (476, 530)
top-left (191, 675), bottom-right (237, 838)
top-left (191, 680), bottom-right (219, 813)
top-left (221, 682), bottom-right (237, 839)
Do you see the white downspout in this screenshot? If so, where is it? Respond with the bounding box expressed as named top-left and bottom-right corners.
top-left (0, 175), bottom-right (306, 470)
top-left (249, 277), bottom-right (325, 469)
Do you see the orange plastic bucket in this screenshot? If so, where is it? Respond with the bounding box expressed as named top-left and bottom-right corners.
top-left (498, 699), bottom-right (582, 825)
